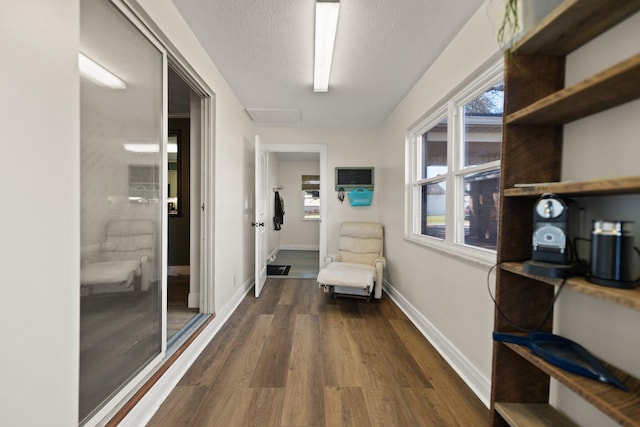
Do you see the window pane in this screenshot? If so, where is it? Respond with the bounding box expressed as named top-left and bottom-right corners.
top-left (420, 118), bottom-right (448, 179)
top-left (301, 174), bottom-right (320, 191)
top-left (463, 170), bottom-right (500, 250)
top-left (303, 190), bottom-right (320, 219)
top-left (420, 181), bottom-right (446, 239)
top-left (463, 82), bottom-right (503, 167)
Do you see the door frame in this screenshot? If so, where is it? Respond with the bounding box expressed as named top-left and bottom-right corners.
top-left (254, 136), bottom-right (268, 296)
top-left (121, 0), bottom-right (217, 316)
top-left (260, 143), bottom-right (328, 268)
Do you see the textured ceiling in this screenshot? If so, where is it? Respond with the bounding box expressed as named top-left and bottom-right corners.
top-left (171, 0), bottom-right (484, 128)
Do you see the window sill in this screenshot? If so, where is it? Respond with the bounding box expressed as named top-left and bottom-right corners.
top-left (404, 233), bottom-right (497, 268)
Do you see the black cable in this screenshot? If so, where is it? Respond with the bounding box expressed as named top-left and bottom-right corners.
top-left (573, 236), bottom-right (591, 268)
top-left (487, 262), bottom-right (569, 333)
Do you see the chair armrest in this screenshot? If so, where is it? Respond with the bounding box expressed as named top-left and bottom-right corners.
top-left (373, 257), bottom-right (386, 268)
top-left (139, 255), bottom-right (152, 291)
top-left (373, 256), bottom-right (386, 300)
top-left (324, 253), bottom-right (341, 265)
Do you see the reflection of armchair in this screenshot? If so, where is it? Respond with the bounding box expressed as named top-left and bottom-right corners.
top-left (81, 220), bottom-right (155, 295)
top-left (317, 222), bottom-right (385, 300)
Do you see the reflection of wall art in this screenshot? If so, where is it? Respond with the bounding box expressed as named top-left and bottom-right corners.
top-left (128, 165), bottom-right (159, 201)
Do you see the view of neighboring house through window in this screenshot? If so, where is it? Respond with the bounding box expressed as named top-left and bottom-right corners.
top-left (407, 60), bottom-right (503, 261)
top-left (302, 174), bottom-right (320, 220)
top-left (419, 116), bottom-right (448, 238)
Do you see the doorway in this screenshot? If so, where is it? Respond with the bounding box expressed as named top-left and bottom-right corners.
top-left (167, 66), bottom-right (207, 348)
top-left (255, 143), bottom-right (328, 292)
top-left (268, 152), bottom-right (321, 278)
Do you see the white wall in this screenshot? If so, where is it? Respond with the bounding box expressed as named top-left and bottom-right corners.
top-left (377, 1), bottom-right (501, 404)
top-left (256, 127), bottom-right (381, 255)
top-left (278, 160), bottom-right (320, 250)
top-left (1, 1), bottom-right (80, 426)
top-left (267, 153), bottom-right (281, 256)
top-left (134, 0), bottom-right (257, 312)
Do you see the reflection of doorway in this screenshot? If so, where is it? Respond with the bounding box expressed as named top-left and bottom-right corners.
top-left (167, 67), bottom-right (201, 345)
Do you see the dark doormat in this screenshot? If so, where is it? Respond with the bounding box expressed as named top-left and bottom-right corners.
top-left (267, 265), bottom-right (291, 276)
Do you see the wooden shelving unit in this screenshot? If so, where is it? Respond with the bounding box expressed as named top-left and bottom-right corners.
top-left (490, 1), bottom-right (640, 426)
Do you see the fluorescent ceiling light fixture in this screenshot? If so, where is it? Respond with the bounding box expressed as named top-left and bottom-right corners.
top-left (78, 53), bottom-right (126, 89)
top-left (123, 143), bottom-right (177, 153)
top-left (314, 1), bottom-right (340, 92)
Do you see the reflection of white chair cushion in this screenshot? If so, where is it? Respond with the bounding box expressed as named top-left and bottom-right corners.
top-left (81, 260), bottom-right (141, 287)
top-left (317, 262), bottom-right (376, 291)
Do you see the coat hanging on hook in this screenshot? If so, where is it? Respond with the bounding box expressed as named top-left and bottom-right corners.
top-left (274, 191), bottom-right (285, 230)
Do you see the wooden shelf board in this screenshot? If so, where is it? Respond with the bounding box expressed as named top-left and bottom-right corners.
top-left (512, 0), bottom-right (640, 56)
top-left (495, 402), bottom-right (578, 427)
top-left (501, 342), bottom-right (640, 426)
top-left (504, 176), bottom-right (640, 197)
top-left (506, 54), bottom-right (640, 125)
top-left (501, 262), bottom-right (640, 312)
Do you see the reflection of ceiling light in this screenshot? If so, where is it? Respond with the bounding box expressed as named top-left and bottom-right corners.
top-left (314, 1), bottom-right (340, 92)
top-left (78, 53), bottom-right (126, 89)
top-left (124, 144), bottom-right (158, 153)
top-left (123, 143), bottom-right (178, 153)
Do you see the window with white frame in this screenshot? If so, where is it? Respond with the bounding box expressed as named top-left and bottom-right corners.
top-left (406, 61), bottom-right (503, 260)
top-left (302, 174), bottom-right (320, 220)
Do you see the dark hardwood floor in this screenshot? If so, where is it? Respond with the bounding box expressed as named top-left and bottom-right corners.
top-left (80, 286), bottom-right (161, 422)
top-left (167, 271), bottom-right (198, 340)
top-left (148, 278), bottom-right (488, 426)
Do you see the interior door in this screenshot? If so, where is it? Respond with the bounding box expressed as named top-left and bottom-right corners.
top-left (254, 135), bottom-right (268, 297)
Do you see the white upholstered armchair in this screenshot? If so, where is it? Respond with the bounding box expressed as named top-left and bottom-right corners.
top-left (80, 220), bottom-right (156, 295)
top-left (317, 221), bottom-right (385, 300)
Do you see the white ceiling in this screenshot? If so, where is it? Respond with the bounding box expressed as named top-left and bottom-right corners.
top-left (171, 0), bottom-right (484, 129)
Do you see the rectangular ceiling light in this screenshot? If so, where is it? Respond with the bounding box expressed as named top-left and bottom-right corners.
top-left (78, 53), bottom-right (126, 89)
top-left (314, 0), bottom-right (340, 92)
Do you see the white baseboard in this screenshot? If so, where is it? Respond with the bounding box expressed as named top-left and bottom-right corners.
top-left (383, 279), bottom-right (491, 408)
top-left (279, 244), bottom-right (319, 251)
top-left (119, 277), bottom-right (254, 426)
top-left (187, 292), bottom-right (199, 308)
